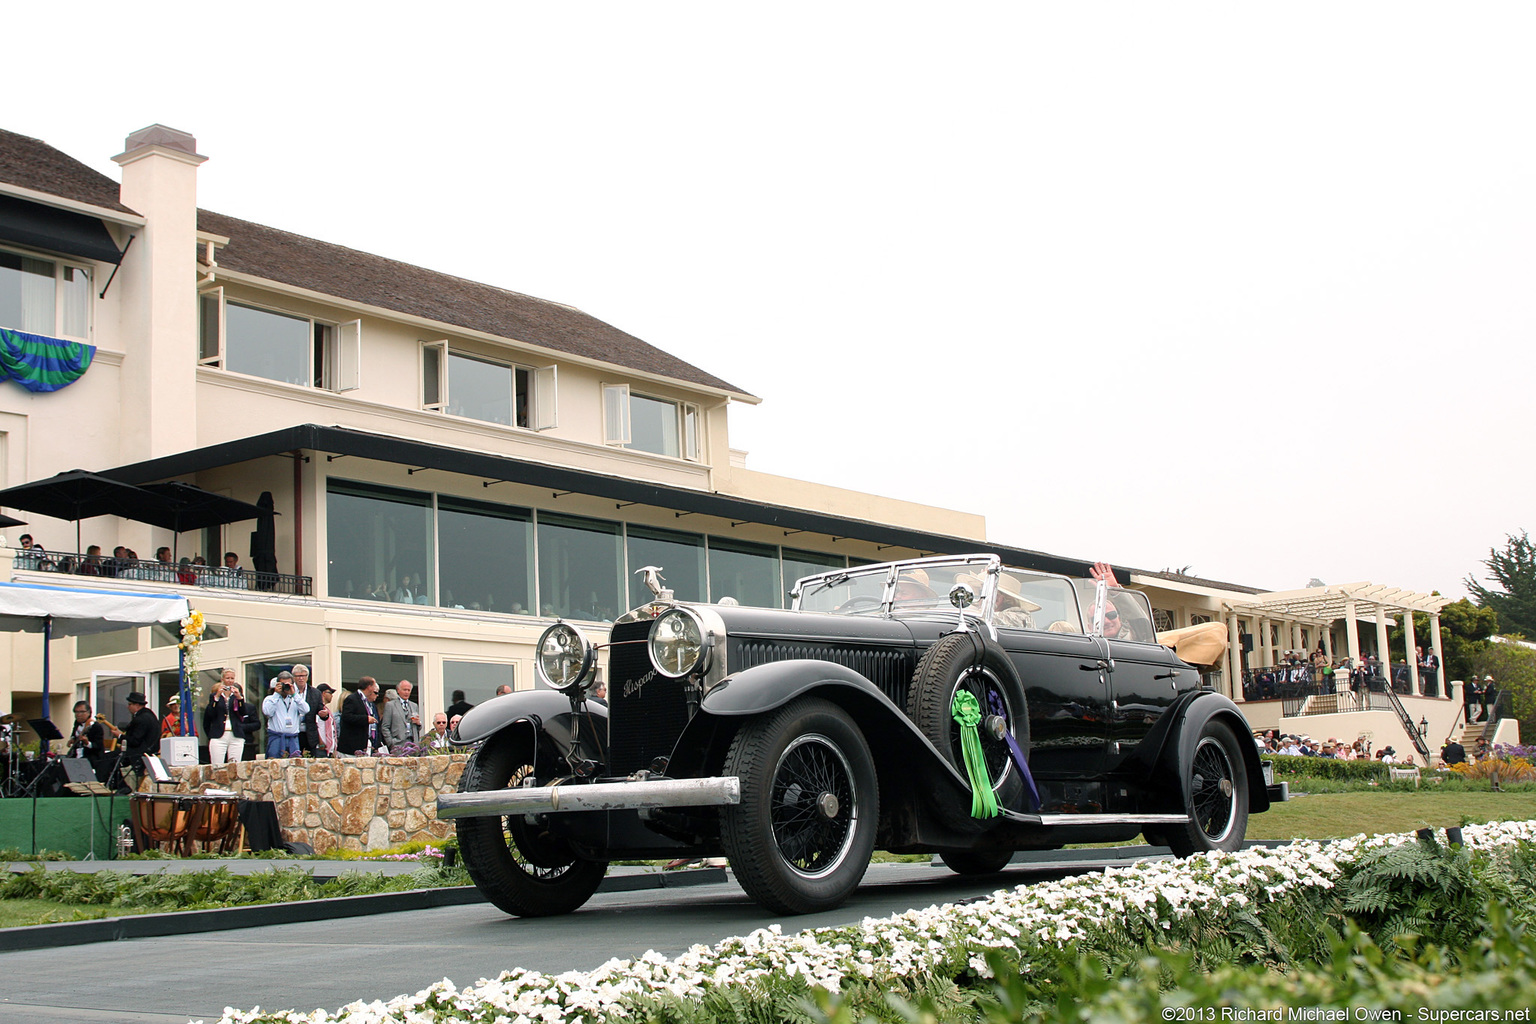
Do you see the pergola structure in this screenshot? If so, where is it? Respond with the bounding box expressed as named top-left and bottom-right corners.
top-left (1219, 582), bottom-right (1452, 700)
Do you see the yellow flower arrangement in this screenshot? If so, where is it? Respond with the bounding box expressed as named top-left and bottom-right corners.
top-left (179, 609), bottom-right (206, 692)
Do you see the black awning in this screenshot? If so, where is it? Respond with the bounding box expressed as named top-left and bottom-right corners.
top-left (98, 423), bottom-right (1123, 581)
top-left (0, 195), bottom-right (124, 264)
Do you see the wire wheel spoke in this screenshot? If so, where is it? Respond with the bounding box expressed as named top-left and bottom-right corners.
top-left (948, 670), bottom-right (1013, 788)
top-left (771, 736), bottom-right (854, 875)
top-left (1191, 741), bottom-right (1235, 838)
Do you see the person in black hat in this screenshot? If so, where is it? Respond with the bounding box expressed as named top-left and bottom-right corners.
top-left (117, 692), bottom-right (160, 790)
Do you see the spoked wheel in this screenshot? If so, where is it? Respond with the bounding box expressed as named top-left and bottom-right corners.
top-left (1164, 718), bottom-right (1250, 856)
top-left (456, 736), bottom-right (608, 917)
top-left (907, 632), bottom-right (1030, 825)
top-left (722, 697), bottom-right (878, 914)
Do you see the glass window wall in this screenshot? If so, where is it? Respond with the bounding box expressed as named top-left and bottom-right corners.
top-left (327, 480), bottom-right (435, 605)
top-left (537, 513), bottom-right (622, 621)
top-left (439, 496), bottom-right (533, 614)
top-left (708, 536), bottom-right (780, 608)
top-left (442, 660), bottom-right (515, 713)
top-left (626, 525), bottom-right (705, 607)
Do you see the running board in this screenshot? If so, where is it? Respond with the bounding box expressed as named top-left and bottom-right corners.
top-left (437, 776), bottom-right (741, 819)
top-left (1000, 811), bottom-right (1192, 826)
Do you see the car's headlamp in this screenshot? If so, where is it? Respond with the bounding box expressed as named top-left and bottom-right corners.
top-left (648, 607), bottom-right (709, 679)
top-left (535, 621), bottom-right (595, 693)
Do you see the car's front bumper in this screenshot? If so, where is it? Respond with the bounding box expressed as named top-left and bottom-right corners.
top-left (436, 775), bottom-right (742, 819)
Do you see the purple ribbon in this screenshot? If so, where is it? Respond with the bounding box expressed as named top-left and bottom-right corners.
top-left (987, 686), bottom-right (1040, 812)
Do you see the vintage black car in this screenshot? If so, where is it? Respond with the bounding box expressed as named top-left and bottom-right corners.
top-left (438, 554), bottom-right (1272, 917)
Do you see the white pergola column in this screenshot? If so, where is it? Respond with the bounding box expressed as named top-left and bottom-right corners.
top-left (1344, 599), bottom-right (1361, 667)
top-left (1227, 609), bottom-right (1244, 702)
top-left (1403, 605), bottom-right (1420, 696)
top-left (1374, 604), bottom-right (1391, 688)
top-left (1323, 624), bottom-right (1334, 660)
top-left (1430, 613), bottom-right (1446, 697)
top-left (1257, 616), bottom-right (1271, 667)
top-left (1291, 620), bottom-right (1303, 654)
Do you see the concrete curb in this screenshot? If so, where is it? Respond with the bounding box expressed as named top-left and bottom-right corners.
top-left (0, 867), bottom-right (728, 953)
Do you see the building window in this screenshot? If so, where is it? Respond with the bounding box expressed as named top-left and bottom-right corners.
top-left (442, 660), bottom-right (516, 712)
top-left (782, 548), bottom-right (846, 607)
top-left (422, 341), bottom-right (555, 430)
top-left (536, 512), bottom-right (622, 621)
top-left (708, 536), bottom-right (780, 608)
top-left (603, 384), bottom-right (700, 459)
top-left (200, 292), bottom-right (359, 391)
top-left (77, 627), bottom-right (138, 659)
top-left (1191, 613), bottom-right (1214, 626)
top-left (1153, 608), bottom-right (1177, 633)
top-left (340, 651), bottom-right (421, 695)
top-left (326, 480), bottom-right (434, 605)
top-left (625, 525), bottom-right (705, 607)
top-left (0, 249), bottom-right (91, 339)
top-left (439, 496), bottom-right (533, 614)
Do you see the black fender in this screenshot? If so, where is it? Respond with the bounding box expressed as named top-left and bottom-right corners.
top-left (671, 658), bottom-right (981, 818)
top-left (1124, 689), bottom-right (1269, 816)
top-left (454, 689), bottom-right (608, 766)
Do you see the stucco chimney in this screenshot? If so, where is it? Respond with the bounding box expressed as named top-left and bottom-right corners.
top-left (112, 125), bottom-right (206, 464)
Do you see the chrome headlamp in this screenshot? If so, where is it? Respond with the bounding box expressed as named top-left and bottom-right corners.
top-left (648, 606), bottom-right (710, 679)
top-left (535, 621), bottom-right (596, 694)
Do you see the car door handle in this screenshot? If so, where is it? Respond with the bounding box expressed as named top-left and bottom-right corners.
top-left (1080, 660), bottom-right (1113, 672)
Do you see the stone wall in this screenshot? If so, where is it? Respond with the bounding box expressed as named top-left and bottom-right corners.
top-left (165, 755), bottom-right (469, 853)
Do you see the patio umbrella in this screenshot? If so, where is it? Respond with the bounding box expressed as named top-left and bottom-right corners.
top-left (0, 470), bottom-right (180, 554)
top-left (0, 581), bottom-right (189, 720)
top-left (140, 482), bottom-right (272, 555)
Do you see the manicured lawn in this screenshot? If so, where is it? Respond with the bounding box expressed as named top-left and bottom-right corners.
top-left (1246, 788), bottom-right (1536, 841)
top-left (0, 898), bottom-right (146, 928)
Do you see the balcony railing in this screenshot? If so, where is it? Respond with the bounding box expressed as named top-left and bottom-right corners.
top-left (9, 548), bottom-right (313, 596)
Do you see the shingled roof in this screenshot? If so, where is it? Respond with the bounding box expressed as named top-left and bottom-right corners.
top-left (197, 209), bottom-right (750, 397)
top-left (0, 129), bottom-right (138, 215)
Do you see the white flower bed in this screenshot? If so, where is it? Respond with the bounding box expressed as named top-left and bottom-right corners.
top-left (203, 820), bottom-right (1536, 1024)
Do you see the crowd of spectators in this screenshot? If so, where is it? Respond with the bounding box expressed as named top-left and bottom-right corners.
top-left (13, 535), bottom-right (252, 588)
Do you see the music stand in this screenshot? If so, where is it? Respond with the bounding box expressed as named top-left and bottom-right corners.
top-left (62, 758), bottom-right (113, 860)
top-left (27, 718), bottom-right (63, 750)
top-left (143, 754), bottom-right (175, 790)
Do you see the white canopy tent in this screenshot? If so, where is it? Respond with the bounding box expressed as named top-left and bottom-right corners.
top-left (0, 582), bottom-right (190, 720)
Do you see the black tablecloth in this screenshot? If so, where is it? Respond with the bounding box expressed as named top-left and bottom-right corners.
top-left (237, 800), bottom-right (282, 851)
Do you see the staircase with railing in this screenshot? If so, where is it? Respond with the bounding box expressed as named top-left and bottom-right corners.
top-left (1379, 682), bottom-right (1432, 764)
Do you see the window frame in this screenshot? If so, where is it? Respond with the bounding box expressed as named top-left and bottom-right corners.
top-left (602, 383), bottom-right (701, 460)
top-left (421, 340), bottom-right (556, 430)
top-left (200, 291), bottom-right (359, 392)
top-left (0, 245), bottom-right (94, 341)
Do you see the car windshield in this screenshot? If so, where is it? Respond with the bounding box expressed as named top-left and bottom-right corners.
top-left (795, 558), bottom-right (996, 616)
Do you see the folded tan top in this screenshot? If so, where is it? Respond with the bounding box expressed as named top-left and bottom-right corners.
top-left (1156, 621), bottom-right (1229, 666)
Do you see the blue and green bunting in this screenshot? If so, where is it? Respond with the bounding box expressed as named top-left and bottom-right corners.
top-left (0, 328), bottom-right (95, 393)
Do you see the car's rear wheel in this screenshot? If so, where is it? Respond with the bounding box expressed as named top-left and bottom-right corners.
top-left (1164, 718), bottom-right (1250, 856)
top-left (456, 734), bottom-right (608, 917)
top-left (939, 849), bottom-right (1015, 875)
top-left (721, 697), bottom-right (878, 914)
top-left (907, 632), bottom-right (1030, 823)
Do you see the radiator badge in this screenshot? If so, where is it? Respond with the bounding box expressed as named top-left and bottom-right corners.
top-left (624, 668), bottom-right (658, 699)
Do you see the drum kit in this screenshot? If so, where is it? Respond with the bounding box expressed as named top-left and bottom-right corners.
top-left (1, 711), bottom-right (64, 797)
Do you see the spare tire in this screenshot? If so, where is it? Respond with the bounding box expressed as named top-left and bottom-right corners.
top-left (906, 631), bottom-right (1031, 824)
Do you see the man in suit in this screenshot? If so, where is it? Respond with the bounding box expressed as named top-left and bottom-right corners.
top-left (118, 692), bottom-right (160, 790)
top-left (339, 677), bottom-right (381, 756)
top-left (381, 680), bottom-right (419, 750)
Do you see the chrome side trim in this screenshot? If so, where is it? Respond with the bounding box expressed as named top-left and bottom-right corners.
top-left (436, 775), bottom-right (741, 819)
top-left (1035, 813), bottom-right (1190, 825)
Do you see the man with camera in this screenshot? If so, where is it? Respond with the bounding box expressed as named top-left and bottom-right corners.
top-left (261, 670), bottom-right (306, 759)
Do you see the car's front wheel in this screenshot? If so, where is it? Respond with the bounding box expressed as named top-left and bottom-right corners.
top-left (1164, 718), bottom-right (1250, 856)
top-left (721, 697), bottom-right (878, 914)
top-left (456, 734), bottom-right (608, 917)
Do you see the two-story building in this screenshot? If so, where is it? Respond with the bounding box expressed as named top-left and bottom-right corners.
top-left (0, 124), bottom-right (1476, 766)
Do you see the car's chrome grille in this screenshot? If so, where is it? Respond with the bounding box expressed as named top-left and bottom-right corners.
top-left (606, 622), bottom-right (689, 777)
top-left (729, 638), bottom-right (915, 707)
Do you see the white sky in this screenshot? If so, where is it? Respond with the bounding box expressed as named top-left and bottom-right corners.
top-left (9, 3), bottom-right (1533, 598)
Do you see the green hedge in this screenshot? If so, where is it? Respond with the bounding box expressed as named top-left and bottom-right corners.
top-left (1266, 752), bottom-right (1389, 781)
